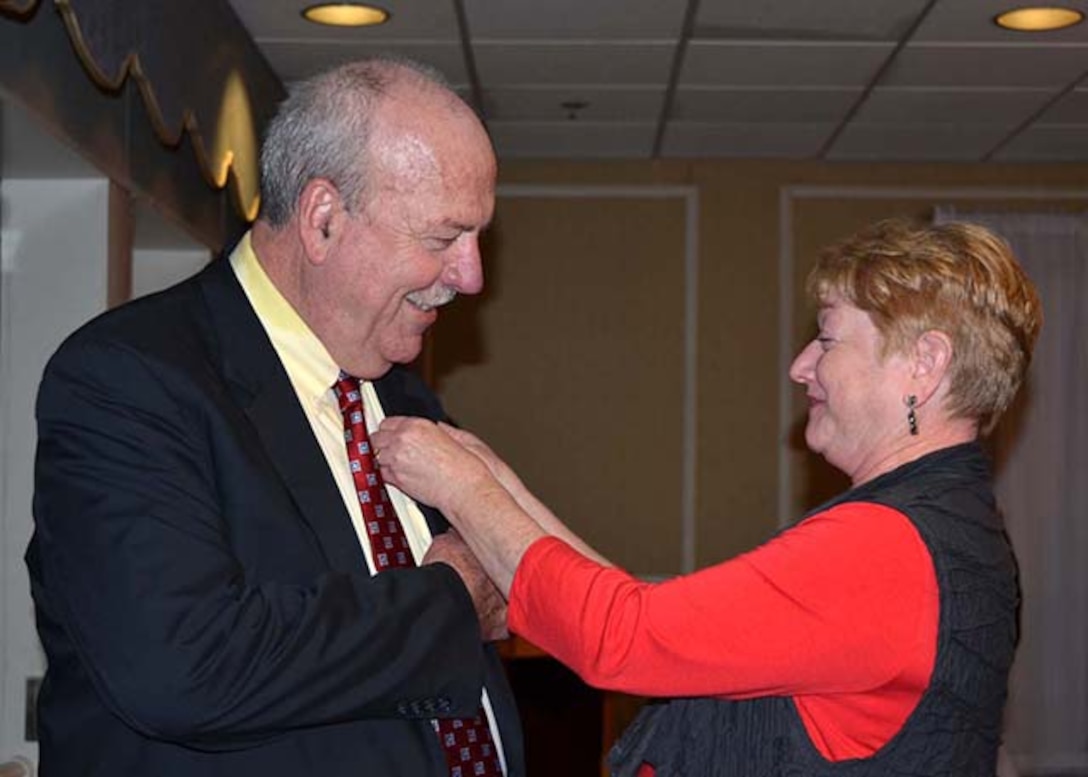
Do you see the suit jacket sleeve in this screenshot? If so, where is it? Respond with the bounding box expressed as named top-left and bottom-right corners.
top-left (32, 334), bottom-right (488, 751)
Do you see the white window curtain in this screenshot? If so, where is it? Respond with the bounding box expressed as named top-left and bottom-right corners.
top-left (935, 208), bottom-right (1088, 776)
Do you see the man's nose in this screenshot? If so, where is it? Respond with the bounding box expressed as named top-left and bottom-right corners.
top-left (443, 237), bottom-right (484, 295)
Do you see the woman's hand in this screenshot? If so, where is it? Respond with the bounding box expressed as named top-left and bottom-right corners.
top-left (429, 422), bottom-right (613, 568)
top-left (374, 417), bottom-right (545, 595)
top-left (371, 417), bottom-right (496, 512)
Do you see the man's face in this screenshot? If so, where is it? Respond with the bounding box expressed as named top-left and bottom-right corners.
top-left (315, 101), bottom-right (496, 379)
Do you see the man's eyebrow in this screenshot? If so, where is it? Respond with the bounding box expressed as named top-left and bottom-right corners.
top-left (446, 220), bottom-right (490, 232)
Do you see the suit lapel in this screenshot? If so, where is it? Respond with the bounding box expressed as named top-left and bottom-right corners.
top-left (195, 258), bottom-right (366, 573)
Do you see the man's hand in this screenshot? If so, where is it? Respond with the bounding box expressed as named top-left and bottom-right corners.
top-left (424, 530), bottom-right (509, 642)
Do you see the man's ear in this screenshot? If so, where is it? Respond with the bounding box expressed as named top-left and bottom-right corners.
top-left (912, 329), bottom-right (954, 405)
top-left (297, 178), bottom-right (339, 264)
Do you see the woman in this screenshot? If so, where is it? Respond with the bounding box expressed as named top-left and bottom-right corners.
top-left (372, 218), bottom-right (1041, 776)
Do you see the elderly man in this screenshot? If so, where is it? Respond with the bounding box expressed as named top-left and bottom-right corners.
top-left (27, 58), bottom-right (524, 777)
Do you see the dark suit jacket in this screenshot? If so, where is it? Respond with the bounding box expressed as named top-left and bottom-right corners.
top-left (26, 256), bottom-right (524, 777)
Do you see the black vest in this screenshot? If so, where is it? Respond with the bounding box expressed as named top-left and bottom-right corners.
top-left (610, 443), bottom-right (1018, 777)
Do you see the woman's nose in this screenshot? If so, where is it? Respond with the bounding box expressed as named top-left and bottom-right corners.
top-left (789, 341), bottom-right (818, 385)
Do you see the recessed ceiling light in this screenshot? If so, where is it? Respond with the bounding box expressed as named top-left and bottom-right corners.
top-left (994, 6), bottom-right (1084, 31)
top-left (302, 3), bottom-right (390, 27)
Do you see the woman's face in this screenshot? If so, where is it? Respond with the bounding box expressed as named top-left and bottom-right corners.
top-left (789, 295), bottom-right (914, 484)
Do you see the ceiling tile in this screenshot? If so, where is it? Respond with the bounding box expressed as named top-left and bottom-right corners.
top-left (672, 87), bottom-right (860, 122)
top-left (1035, 87), bottom-right (1088, 123)
top-left (257, 40), bottom-right (468, 83)
top-left (228, 0), bottom-right (460, 39)
top-left (463, 0), bottom-right (686, 39)
top-left (826, 123), bottom-right (1011, 160)
top-left (488, 121), bottom-right (656, 158)
top-left (475, 42), bottom-right (675, 85)
top-left (995, 125), bottom-right (1088, 161)
top-left (662, 122), bottom-right (833, 158)
top-left (885, 45), bottom-right (1088, 87)
top-left (227, 0), bottom-right (1088, 163)
top-left (482, 87), bottom-right (665, 122)
top-left (681, 41), bottom-right (894, 87)
top-left (694, 0), bottom-right (932, 40)
top-left (853, 87), bottom-right (1055, 125)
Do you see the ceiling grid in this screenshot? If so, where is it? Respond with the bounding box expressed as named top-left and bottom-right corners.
top-left (227, 0), bottom-right (1088, 161)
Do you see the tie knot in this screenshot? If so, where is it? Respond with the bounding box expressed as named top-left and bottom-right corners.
top-left (334, 373), bottom-right (362, 414)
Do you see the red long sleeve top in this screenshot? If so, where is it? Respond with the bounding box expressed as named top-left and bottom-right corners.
top-left (507, 502), bottom-right (938, 763)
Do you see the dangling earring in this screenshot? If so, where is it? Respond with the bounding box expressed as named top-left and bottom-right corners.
top-left (906, 395), bottom-right (919, 436)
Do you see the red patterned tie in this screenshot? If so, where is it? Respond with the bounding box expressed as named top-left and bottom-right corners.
top-left (334, 374), bottom-right (502, 777)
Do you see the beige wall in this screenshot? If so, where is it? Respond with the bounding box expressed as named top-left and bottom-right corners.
top-left (429, 158), bottom-right (1088, 575)
top-left (432, 191), bottom-right (691, 574)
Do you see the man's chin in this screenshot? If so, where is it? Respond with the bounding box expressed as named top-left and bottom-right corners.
top-left (352, 358), bottom-right (394, 381)
top-left (382, 339), bottom-right (426, 370)
top-left (349, 344), bottom-right (415, 380)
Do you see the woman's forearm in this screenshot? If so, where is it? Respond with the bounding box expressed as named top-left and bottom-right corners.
top-left (373, 416), bottom-right (610, 587)
top-left (442, 479), bottom-right (548, 596)
top-left (502, 484), bottom-right (612, 567)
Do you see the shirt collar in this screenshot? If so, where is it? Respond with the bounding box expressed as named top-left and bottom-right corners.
top-left (229, 231), bottom-right (341, 401)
